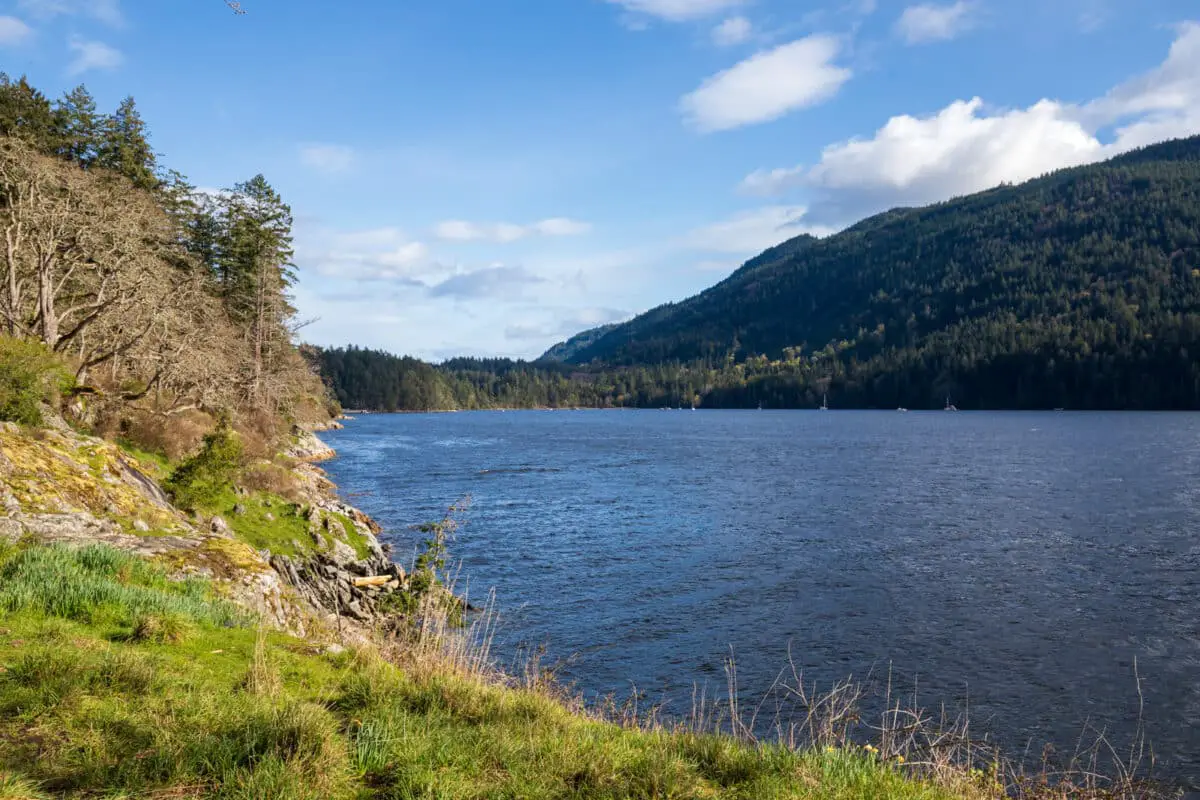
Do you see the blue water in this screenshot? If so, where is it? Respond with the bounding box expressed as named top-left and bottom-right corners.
top-left (320, 411), bottom-right (1200, 788)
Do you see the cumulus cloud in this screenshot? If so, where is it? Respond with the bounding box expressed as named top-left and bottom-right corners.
top-left (740, 22), bottom-right (1200, 228)
top-left (894, 1), bottom-right (977, 44)
top-left (66, 36), bottom-right (122, 75)
top-left (606, 0), bottom-right (743, 22)
top-left (299, 143), bottom-right (355, 174)
top-left (681, 36), bottom-right (852, 132)
top-left (433, 218), bottom-right (592, 243)
top-left (712, 16), bottom-right (752, 46)
top-left (20, 0), bottom-right (120, 26)
top-left (0, 16), bottom-right (32, 46)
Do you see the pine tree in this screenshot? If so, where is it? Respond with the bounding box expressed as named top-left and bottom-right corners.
top-left (55, 85), bottom-right (102, 168)
top-left (220, 175), bottom-right (296, 405)
top-left (0, 74), bottom-right (62, 154)
top-left (98, 96), bottom-right (157, 189)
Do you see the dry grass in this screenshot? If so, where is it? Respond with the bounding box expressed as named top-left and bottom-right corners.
top-left (380, 586), bottom-right (1182, 800)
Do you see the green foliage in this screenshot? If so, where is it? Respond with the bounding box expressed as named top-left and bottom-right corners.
top-left (0, 336), bottom-right (72, 427)
top-left (0, 543), bottom-right (242, 628)
top-left (164, 418), bottom-right (244, 511)
top-left (377, 501), bottom-right (470, 624)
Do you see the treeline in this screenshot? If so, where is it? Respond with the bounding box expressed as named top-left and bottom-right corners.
top-left (316, 341), bottom-right (1200, 412)
top-left (313, 347), bottom-right (615, 411)
top-left (0, 74), bottom-right (329, 440)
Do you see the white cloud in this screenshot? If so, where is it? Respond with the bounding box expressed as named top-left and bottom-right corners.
top-left (740, 22), bottom-right (1200, 229)
top-left (532, 218), bottom-right (592, 236)
top-left (299, 143), bottom-right (355, 174)
top-left (606, 0), bottom-right (743, 22)
top-left (296, 225), bottom-right (437, 284)
top-left (434, 218), bottom-right (592, 243)
top-left (0, 16), bottom-right (32, 46)
top-left (894, 1), bottom-right (976, 44)
top-left (681, 36), bottom-right (852, 132)
top-left (739, 164), bottom-right (807, 196)
top-left (19, 0), bottom-right (120, 26)
top-left (712, 16), bottom-right (752, 46)
top-left (685, 206), bottom-right (831, 254)
top-left (66, 36), bottom-right (122, 75)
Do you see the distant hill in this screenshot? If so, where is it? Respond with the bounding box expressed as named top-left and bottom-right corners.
top-left (551, 136), bottom-right (1200, 408)
top-left (539, 323), bottom-right (622, 362)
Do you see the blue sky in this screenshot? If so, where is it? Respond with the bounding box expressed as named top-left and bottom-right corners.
top-left (2, 0), bottom-right (1198, 360)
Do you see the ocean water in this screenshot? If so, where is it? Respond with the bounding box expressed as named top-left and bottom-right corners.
top-left (320, 410), bottom-right (1200, 788)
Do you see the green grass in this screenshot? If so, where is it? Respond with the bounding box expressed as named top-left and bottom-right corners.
top-left (333, 511), bottom-right (373, 560)
top-left (114, 437), bottom-right (173, 480)
top-left (0, 544), bottom-right (243, 627)
top-left (203, 489), bottom-right (312, 557)
top-left (0, 543), bottom-right (980, 800)
top-left (201, 489), bottom-right (373, 561)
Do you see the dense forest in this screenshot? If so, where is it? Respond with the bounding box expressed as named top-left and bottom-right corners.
top-left (0, 73), bottom-right (330, 448)
top-left (319, 137), bottom-right (1200, 411)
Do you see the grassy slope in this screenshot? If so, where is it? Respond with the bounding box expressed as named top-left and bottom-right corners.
top-left (0, 542), bottom-right (978, 800)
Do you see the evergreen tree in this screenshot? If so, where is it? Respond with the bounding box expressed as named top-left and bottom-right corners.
top-left (55, 85), bottom-right (102, 168)
top-left (98, 96), bottom-right (157, 189)
top-left (0, 74), bottom-right (61, 154)
top-left (221, 175), bottom-right (296, 405)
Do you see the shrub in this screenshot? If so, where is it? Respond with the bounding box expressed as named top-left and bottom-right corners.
top-left (120, 409), bottom-right (212, 462)
top-left (0, 335), bottom-right (73, 427)
top-left (129, 612), bottom-right (194, 645)
top-left (164, 415), bottom-right (244, 510)
top-left (240, 460), bottom-right (302, 501)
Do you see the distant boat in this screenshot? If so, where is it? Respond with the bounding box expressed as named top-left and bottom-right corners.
top-left (897, 407), bottom-right (909, 412)
top-left (819, 393), bottom-right (829, 411)
top-left (757, 401), bottom-right (763, 411)
top-left (944, 395), bottom-right (958, 412)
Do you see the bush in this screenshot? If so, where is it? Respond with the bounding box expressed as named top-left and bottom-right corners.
top-left (240, 461), bottom-right (302, 501)
top-left (119, 409), bottom-right (213, 462)
top-left (0, 335), bottom-right (72, 427)
top-left (164, 416), bottom-right (244, 510)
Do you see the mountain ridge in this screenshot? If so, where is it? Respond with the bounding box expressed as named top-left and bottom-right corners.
top-left (552, 136), bottom-right (1200, 405)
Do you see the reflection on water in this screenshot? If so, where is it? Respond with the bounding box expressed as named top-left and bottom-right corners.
top-left (322, 410), bottom-right (1200, 788)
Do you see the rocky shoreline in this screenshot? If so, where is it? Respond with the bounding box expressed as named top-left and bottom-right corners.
top-left (0, 417), bottom-right (409, 643)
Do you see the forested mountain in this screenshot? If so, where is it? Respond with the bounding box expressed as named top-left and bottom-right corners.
top-left (538, 323), bottom-right (622, 362)
top-left (0, 73), bottom-right (330, 444)
top-left (543, 137), bottom-right (1200, 409)
top-left (319, 136), bottom-right (1200, 411)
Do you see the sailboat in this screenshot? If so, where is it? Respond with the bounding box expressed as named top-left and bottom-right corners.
top-left (944, 395), bottom-right (958, 412)
top-left (819, 393), bottom-right (829, 411)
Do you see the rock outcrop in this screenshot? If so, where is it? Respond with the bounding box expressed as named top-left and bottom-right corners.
top-left (286, 428), bottom-right (337, 462)
top-left (0, 419), bottom-right (409, 643)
